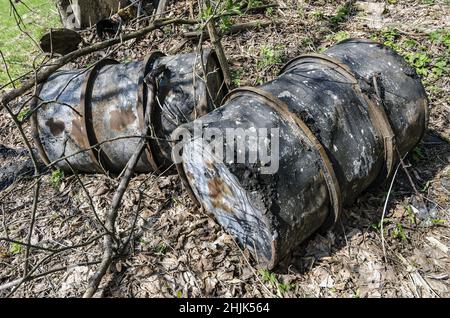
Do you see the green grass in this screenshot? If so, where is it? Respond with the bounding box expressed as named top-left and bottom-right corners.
top-left (0, 0), bottom-right (60, 89)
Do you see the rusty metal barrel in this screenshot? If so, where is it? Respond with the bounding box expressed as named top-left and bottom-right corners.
top-left (174, 39), bottom-right (428, 269)
top-left (31, 50), bottom-right (226, 174)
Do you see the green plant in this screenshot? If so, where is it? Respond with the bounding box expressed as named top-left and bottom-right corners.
top-left (139, 238), bottom-right (147, 245)
top-left (426, 85), bottom-right (443, 94)
top-left (431, 218), bottom-right (446, 225)
top-left (219, 15), bottom-right (232, 32)
top-left (260, 268), bottom-right (277, 284)
top-left (392, 223), bottom-right (408, 242)
top-left (376, 27), bottom-right (449, 82)
top-left (381, 28), bottom-right (401, 51)
top-left (51, 169), bottom-right (64, 189)
top-left (370, 34), bottom-right (379, 42)
top-left (405, 205), bottom-right (416, 225)
top-left (258, 45), bottom-right (283, 69)
top-left (406, 52), bottom-right (431, 76)
top-left (431, 58), bottom-right (448, 78)
top-left (403, 38), bottom-right (418, 47)
top-left (10, 242), bottom-right (22, 255)
top-left (421, 181), bottom-right (431, 193)
top-left (260, 269), bottom-right (294, 296)
top-left (312, 10), bottom-right (325, 21)
top-left (302, 37), bottom-right (314, 47)
top-left (411, 146), bottom-right (425, 162)
top-left (278, 282), bottom-right (293, 293)
top-left (17, 107), bottom-right (29, 122)
top-left (265, 6), bottom-right (274, 17)
top-left (218, 0), bottom-right (242, 31)
top-left (330, 31), bottom-right (349, 43)
top-left (330, 2), bottom-right (353, 26)
top-left (224, 0), bottom-right (242, 14)
top-left (246, 0), bottom-right (263, 9)
top-left (231, 69), bottom-right (243, 87)
top-left (297, 5), bottom-right (305, 19)
top-left (200, 5), bottom-right (214, 20)
top-left (154, 243), bottom-right (167, 254)
top-left (371, 218), bottom-right (391, 231)
top-left (428, 29), bottom-right (450, 49)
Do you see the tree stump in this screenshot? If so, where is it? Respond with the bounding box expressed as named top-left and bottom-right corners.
top-left (54, 0), bottom-right (128, 29)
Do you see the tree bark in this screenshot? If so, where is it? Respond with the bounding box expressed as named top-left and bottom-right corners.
top-left (54, 0), bottom-right (127, 29)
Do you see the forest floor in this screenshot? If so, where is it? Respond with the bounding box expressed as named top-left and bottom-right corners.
top-left (0, 0), bottom-right (449, 297)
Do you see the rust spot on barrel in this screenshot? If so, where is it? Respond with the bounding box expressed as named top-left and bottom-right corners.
top-left (109, 105), bottom-right (137, 131)
top-left (71, 117), bottom-right (85, 147)
top-left (45, 118), bottom-right (65, 136)
top-left (206, 161), bottom-right (214, 170)
top-left (186, 170), bottom-right (194, 181)
top-left (208, 177), bottom-right (233, 213)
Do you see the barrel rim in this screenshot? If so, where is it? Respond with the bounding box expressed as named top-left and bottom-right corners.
top-left (155, 50), bottom-right (228, 171)
top-left (279, 52), bottom-right (398, 183)
top-left (80, 58), bottom-right (120, 174)
top-left (331, 37), bottom-right (430, 152)
top-left (279, 52), bottom-right (358, 82)
top-left (326, 37), bottom-right (429, 150)
top-left (172, 140), bottom-right (279, 269)
top-left (223, 86), bottom-right (343, 234)
top-left (138, 50), bottom-right (167, 173)
top-left (170, 48), bottom-right (229, 204)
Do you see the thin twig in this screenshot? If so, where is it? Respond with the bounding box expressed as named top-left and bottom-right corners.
top-left (23, 179), bottom-right (41, 276)
top-left (4, 233), bottom-right (105, 296)
top-left (380, 153), bottom-right (408, 263)
top-left (0, 50), bottom-right (16, 89)
top-left (203, 0), bottom-right (232, 88)
top-left (0, 261), bottom-right (100, 292)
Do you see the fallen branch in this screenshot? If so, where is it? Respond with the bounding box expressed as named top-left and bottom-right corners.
top-left (0, 261), bottom-right (100, 292)
top-left (23, 180), bottom-right (41, 276)
top-left (4, 233), bottom-right (105, 296)
top-left (203, 0), bottom-right (232, 89)
top-left (380, 160), bottom-right (402, 264)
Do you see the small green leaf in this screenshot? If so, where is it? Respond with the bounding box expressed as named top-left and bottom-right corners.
top-left (17, 107), bottom-right (30, 122)
top-left (10, 242), bottom-right (22, 255)
top-left (51, 169), bottom-right (64, 189)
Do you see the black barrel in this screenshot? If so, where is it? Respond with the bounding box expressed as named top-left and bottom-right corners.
top-left (173, 39), bottom-right (428, 269)
top-left (31, 50), bottom-right (226, 174)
